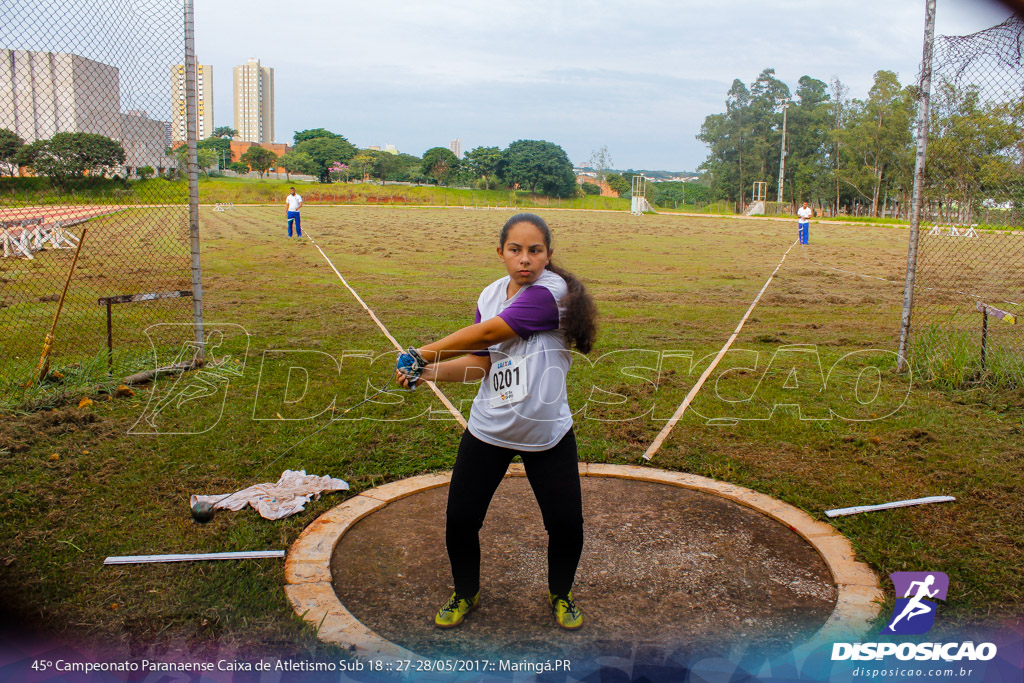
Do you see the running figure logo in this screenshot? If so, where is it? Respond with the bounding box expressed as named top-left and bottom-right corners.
top-left (886, 572), bottom-right (949, 635)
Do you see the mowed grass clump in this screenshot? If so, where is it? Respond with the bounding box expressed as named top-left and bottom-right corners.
top-left (0, 207), bottom-right (1020, 655)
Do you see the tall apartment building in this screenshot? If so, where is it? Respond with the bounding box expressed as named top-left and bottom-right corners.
top-left (449, 138), bottom-right (462, 159)
top-left (171, 62), bottom-right (213, 143)
top-left (233, 58), bottom-right (274, 143)
top-left (0, 49), bottom-right (166, 171)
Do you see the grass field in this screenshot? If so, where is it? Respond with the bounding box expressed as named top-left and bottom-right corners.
top-left (0, 207), bottom-right (1021, 658)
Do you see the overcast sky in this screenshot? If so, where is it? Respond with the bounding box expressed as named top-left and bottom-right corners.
top-left (196, 0), bottom-right (1015, 171)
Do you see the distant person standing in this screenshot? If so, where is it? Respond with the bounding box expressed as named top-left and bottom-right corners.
top-left (797, 201), bottom-right (813, 245)
top-left (286, 187), bottom-right (303, 237)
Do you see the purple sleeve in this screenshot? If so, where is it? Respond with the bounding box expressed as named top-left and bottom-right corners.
top-left (498, 285), bottom-right (560, 339)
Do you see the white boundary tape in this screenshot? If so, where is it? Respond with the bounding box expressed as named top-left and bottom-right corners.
top-left (304, 230), bottom-right (468, 428)
top-left (643, 241), bottom-right (799, 461)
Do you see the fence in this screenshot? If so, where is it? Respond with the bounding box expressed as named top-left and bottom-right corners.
top-left (902, 12), bottom-right (1024, 387)
top-left (0, 0), bottom-right (201, 405)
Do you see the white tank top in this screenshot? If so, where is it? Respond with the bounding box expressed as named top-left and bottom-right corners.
top-left (466, 269), bottom-right (574, 451)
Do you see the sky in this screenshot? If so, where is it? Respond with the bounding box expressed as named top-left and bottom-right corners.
top-left (196, 0), bottom-right (1016, 172)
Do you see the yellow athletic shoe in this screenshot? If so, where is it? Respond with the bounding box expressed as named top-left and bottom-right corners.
top-left (434, 591), bottom-right (480, 628)
top-left (548, 591), bottom-right (583, 630)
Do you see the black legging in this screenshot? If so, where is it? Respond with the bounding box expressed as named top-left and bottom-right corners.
top-left (446, 428), bottom-right (584, 597)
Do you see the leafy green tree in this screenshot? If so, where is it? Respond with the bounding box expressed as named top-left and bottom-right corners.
top-left (277, 151), bottom-right (317, 180)
top-left (834, 70), bottom-right (914, 216)
top-left (350, 152), bottom-right (377, 181)
top-left (18, 132), bottom-right (125, 189)
top-left (293, 135), bottom-right (357, 182)
top-left (240, 145), bottom-right (278, 178)
top-left (926, 81), bottom-right (1022, 223)
top-left (198, 135), bottom-right (232, 166)
top-left (293, 128), bottom-right (339, 145)
top-left (501, 139), bottom-right (576, 197)
top-left (171, 144), bottom-right (218, 177)
top-left (604, 172), bottom-right (630, 197)
top-left (698, 78), bottom-right (755, 203)
top-left (580, 181), bottom-right (602, 195)
top-left (785, 76), bottom-right (833, 205)
top-left (228, 161), bottom-right (249, 174)
top-left (136, 165), bottom-right (155, 181)
top-left (421, 146), bottom-right (459, 185)
top-left (0, 128), bottom-right (24, 176)
top-left (464, 145), bottom-right (506, 190)
top-left (370, 151), bottom-right (402, 184)
top-left (389, 153), bottom-right (425, 183)
top-left (211, 126), bottom-right (237, 139)
top-left (747, 68), bottom-right (792, 198)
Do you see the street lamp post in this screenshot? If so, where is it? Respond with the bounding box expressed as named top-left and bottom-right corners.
top-left (777, 102), bottom-right (789, 204)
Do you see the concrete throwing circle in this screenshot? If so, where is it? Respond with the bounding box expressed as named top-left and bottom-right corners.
top-left (285, 465), bottom-right (881, 663)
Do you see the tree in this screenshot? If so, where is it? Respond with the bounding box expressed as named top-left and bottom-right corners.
top-left (421, 146), bottom-right (459, 185)
top-left (698, 78), bottom-right (754, 203)
top-left (834, 70), bottom-right (914, 216)
top-left (588, 145), bottom-right (614, 185)
top-left (350, 152), bottom-right (377, 181)
top-left (240, 145), bottom-right (278, 178)
top-left (18, 132), bottom-right (125, 189)
top-left (0, 128), bottom-right (24, 176)
top-left (464, 146), bottom-right (505, 189)
top-left (604, 172), bottom-right (630, 197)
top-left (370, 151), bottom-right (401, 184)
top-left (293, 128), bottom-right (339, 145)
top-left (171, 144), bottom-right (218, 177)
top-left (136, 165), bottom-right (154, 181)
top-left (277, 151), bottom-right (317, 180)
top-left (211, 126), bottom-right (237, 139)
top-left (926, 81), bottom-right (1021, 223)
top-left (293, 135), bottom-right (357, 182)
top-left (228, 161), bottom-right (249, 174)
top-left (502, 139), bottom-right (577, 197)
top-left (197, 135), bottom-right (232, 166)
top-left (580, 181), bottom-right (602, 195)
top-left (785, 76), bottom-right (832, 206)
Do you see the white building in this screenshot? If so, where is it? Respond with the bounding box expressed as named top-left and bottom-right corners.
top-left (233, 58), bottom-right (274, 143)
top-left (449, 138), bottom-right (462, 159)
top-left (0, 49), bottom-right (168, 173)
top-left (171, 62), bottom-right (213, 143)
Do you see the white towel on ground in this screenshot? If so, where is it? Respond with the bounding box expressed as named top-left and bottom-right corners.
top-left (190, 469), bottom-right (350, 520)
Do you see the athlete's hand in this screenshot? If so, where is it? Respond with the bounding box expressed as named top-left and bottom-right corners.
top-left (395, 347), bottom-right (429, 389)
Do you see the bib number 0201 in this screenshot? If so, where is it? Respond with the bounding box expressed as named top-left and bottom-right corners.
top-left (488, 355), bottom-right (528, 406)
top-left (492, 366), bottom-right (520, 392)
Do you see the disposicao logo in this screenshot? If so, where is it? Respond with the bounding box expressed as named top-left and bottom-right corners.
top-left (831, 571), bottom-right (998, 662)
top-left (886, 571), bottom-right (948, 635)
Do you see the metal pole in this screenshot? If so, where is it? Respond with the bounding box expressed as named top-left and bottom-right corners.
top-left (897, 0), bottom-right (937, 373)
top-left (980, 308), bottom-right (988, 372)
top-left (106, 301), bottom-right (113, 372)
top-left (184, 0), bottom-right (205, 362)
top-left (777, 103), bottom-right (789, 204)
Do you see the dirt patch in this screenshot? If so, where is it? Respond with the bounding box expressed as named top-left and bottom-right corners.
top-left (331, 477), bottom-right (836, 663)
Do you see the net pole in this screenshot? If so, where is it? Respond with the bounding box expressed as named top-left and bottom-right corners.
top-left (897, 0), bottom-right (937, 373)
top-left (184, 0), bottom-right (205, 362)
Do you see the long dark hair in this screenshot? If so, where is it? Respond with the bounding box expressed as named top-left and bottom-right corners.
top-left (500, 213), bottom-right (597, 354)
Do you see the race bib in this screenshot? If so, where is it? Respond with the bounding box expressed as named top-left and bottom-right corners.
top-left (488, 355), bottom-right (528, 406)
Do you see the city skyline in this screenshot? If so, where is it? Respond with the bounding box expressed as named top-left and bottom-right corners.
top-left (196, 0), bottom-right (1014, 171)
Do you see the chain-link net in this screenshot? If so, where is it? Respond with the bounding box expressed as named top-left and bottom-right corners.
top-left (910, 15), bottom-right (1024, 387)
top-left (0, 0), bottom-right (198, 405)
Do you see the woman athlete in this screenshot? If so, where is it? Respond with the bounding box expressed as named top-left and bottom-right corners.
top-left (395, 212), bottom-right (597, 630)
